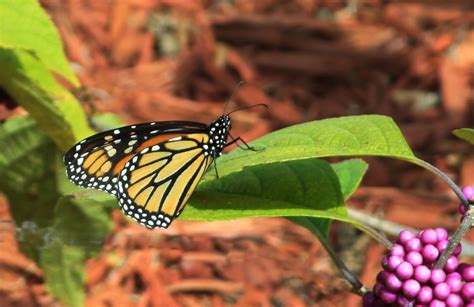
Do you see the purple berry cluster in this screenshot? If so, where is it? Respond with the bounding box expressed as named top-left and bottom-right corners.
top-left (459, 186), bottom-right (474, 216)
top-left (363, 228), bottom-right (474, 306)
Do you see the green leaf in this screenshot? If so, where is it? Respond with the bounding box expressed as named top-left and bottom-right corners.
top-left (207, 115), bottom-right (414, 180)
top-left (40, 195), bottom-right (112, 307)
top-left (289, 159), bottom-right (368, 237)
top-left (40, 244), bottom-right (85, 307)
top-left (0, 116), bottom-right (58, 228)
top-left (453, 128), bottom-right (474, 145)
top-left (52, 195), bottom-right (112, 249)
top-left (0, 48), bottom-right (93, 151)
top-left (0, 0), bottom-right (79, 85)
top-left (180, 159), bottom-right (367, 227)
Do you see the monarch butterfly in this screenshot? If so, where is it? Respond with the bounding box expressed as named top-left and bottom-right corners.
top-left (63, 103), bottom-right (265, 229)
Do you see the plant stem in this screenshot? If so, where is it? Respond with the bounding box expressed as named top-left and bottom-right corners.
top-left (412, 158), bottom-right (474, 268)
top-left (435, 208), bottom-right (474, 269)
top-left (312, 226), bottom-right (368, 295)
top-left (413, 158), bottom-right (469, 206)
top-left (348, 207), bottom-right (474, 257)
top-left (347, 209), bottom-right (393, 249)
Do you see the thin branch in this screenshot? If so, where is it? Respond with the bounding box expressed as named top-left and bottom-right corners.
top-left (348, 207), bottom-right (474, 257)
top-left (413, 158), bottom-right (469, 207)
top-left (435, 208), bottom-right (474, 269)
top-left (312, 226), bottom-right (369, 295)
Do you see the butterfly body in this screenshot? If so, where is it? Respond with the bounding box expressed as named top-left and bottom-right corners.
top-left (64, 115), bottom-right (231, 229)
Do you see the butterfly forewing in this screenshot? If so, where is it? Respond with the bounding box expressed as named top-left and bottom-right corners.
top-left (64, 121), bottom-right (207, 195)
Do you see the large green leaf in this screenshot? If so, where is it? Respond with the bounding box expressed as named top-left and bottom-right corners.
top-left (181, 159), bottom-right (367, 226)
top-left (289, 159), bottom-right (368, 236)
top-left (453, 128), bottom-right (474, 145)
top-left (0, 0), bottom-right (79, 85)
top-left (206, 115), bottom-right (414, 180)
top-left (0, 48), bottom-right (93, 151)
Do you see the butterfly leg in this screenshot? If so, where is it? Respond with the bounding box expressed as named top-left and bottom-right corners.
top-left (212, 154), bottom-right (220, 178)
top-left (226, 134), bottom-right (260, 152)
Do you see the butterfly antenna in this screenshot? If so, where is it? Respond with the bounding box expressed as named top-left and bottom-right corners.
top-left (223, 80), bottom-right (244, 115)
top-left (227, 103), bottom-right (269, 115)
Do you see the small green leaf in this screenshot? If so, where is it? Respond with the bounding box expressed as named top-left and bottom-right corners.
top-left (0, 49), bottom-right (93, 150)
top-left (0, 0), bottom-right (79, 85)
top-left (207, 115), bottom-right (414, 180)
top-left (0, 116), bottom-right (58, 229)
top-left (40, 243), bottom-right (85, 307)
top-left (40, 195), bottom-right (112, 307)
top-left (53, 195), bottom-right (112, 248)
top-left (453, 128), bottom-right (474, 145)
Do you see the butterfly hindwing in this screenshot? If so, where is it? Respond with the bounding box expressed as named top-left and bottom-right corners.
top-left (116, 133), bottom-right (212, 228)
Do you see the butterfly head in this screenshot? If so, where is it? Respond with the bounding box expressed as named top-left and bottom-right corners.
top-left (207, 115), bottom-right (231, 156)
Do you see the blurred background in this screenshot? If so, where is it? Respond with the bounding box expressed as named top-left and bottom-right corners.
top-left (1, 0), bottom-right (473, 306)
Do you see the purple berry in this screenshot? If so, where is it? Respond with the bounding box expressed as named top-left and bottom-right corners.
top-left (415, 265), bottom-right (432, 283)
top-left (376, 271), bottom-right (388, 284)
top-left (406, 238), bottom-right (423, 252)
top-left (448, 272), bottom-right (462, 280)
top-left (462, 186), bottom-right (474, 200)
top-left (403, 279), bottom-right (421, 298)
top-left (435, 227), bottom-right (449, 241)
top-left (373, 282), bottom-right (383, 295)
top-left (447, 276), bottom-right (463, 293)
top-left (434, 282), bottom-right (451, 300)
top-left (430, 300), bottom-right (446, 307)
top-left (387, 255), bottom-right (403, 272)
top-left (379, 288), bottom-right (397, 303)
top-left (406, 251), bottom-right (423, 267)
top-left (399, 229), bottom-right (416, 244)
top-left (421, 229), bottom-right (438, 245)
top-left (381, 255), bottom-right (389, 269)
top-left (397, 296), bottom-right (412, 306)
top-left (437, 240), bottom-right (449, 253)
top-left (391, 244), bottom-right (405, 257)
top-left (431, 269), bottom-right (447, 284)
top-left (396, 261), bottom-right (414, 280)
top-left (423, 244), bottom-right (440, 263)
top-left (362, 291), bottom-right (376, 307)
top-left (444, 256), bottom-right (459, 273)
top-left (453, 244), bottom-right (462, 257)
top-left (462, 282), bottom-right (474, 301)
top-left (417, 285), bottom-right (434, 304)
top-left (462, 265), bottom-right (474, 282)
top-left (459, 203), bottom-right (467, 215)
top-left (385, 273), bottom-right (403, 291)
top-left (457, 262), bottom-right (470, 274)
top-left (446, 293), bottom-right (462, 305)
